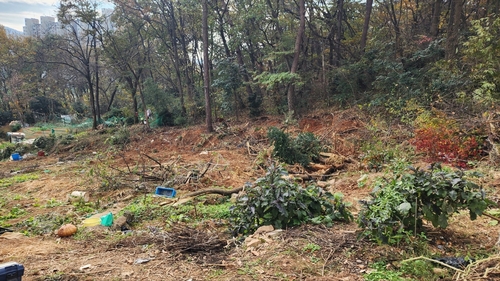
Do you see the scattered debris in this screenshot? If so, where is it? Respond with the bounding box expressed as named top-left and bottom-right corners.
top-left (79, 264), bottom-right (92, 271)
top-left (134, 258), bottom-right (151, 265)
top-left (0, 227), bottom-right (13, 235)
top-left (434, 257), bottom-right (473, 269)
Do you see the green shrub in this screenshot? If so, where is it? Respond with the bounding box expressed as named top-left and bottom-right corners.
top-left (10, 123), bottom-right (21, 132)
top-left (358, 163), bottom-right (491, 244)
top-left (105, 127), bottom-right (130, 146)
top-left (267, 127), bottom-right (321, 167)
top-left (229, 164), bottom-right (352, 235)
top-left (33, 136), bottom-right (56, 150)
top-left (0, 143), bottom-right (17, 160)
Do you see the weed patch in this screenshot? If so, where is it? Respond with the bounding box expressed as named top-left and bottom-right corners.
top-left (0, 173), bottom-right (39, 188)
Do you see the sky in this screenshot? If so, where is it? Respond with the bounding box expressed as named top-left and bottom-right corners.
top-left (0, 0), bottom-right (59, 32)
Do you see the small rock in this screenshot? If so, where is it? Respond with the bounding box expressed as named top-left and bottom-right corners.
top-left (134, 258), bottom-right (150, 264)
top-left (254, 225), bottom-right (274, 235)
top-left (79, 264), bottom-right (91, 271)
top-left (432, 268), bottom-right (448, 275)
top-left (245, 237), bottom-right (263, 248)
top-left (356, 259), bottom-right (363, 264)
top-left (266, 229), bottom-right (284, 238)
top-left (111, 216), bottom-right (128, 231)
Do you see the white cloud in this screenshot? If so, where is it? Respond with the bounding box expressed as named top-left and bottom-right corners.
top-left (0, 0), bottom-right (57, 5)
top-left (0, 1), bottom-right (58, 31)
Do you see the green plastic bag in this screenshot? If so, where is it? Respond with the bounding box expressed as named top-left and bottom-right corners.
top-left (100, 212), bottom-right (113, 227)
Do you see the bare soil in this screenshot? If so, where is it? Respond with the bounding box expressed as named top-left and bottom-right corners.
top-left (1, 109), bottom-right (499, 281)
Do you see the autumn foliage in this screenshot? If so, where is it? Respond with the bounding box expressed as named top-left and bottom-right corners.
top-left (412, 116), bottom-right (483, 167)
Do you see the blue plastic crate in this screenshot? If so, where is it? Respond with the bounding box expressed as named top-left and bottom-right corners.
top-left (0, 262), bottom-right (24, 281)
top-left (155, 187), bottom-right (176, 198)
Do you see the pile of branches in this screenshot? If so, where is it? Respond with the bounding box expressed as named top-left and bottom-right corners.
top-left (111, 225), bottom-right (226, 254)
top-left (454, 255), bottom-right (500, 280)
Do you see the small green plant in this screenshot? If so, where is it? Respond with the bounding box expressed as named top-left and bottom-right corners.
top-left (229, 164), bottom-right (352, 235)
top-left (0, 205), bottom-right (27, 226)
top-left (364, 262), bottom-right (406, 281)
top-left (267, 127), bottom-right (321, 167)
top-left (44, 198), bottom-right (65, 208)
top-left (358, 163), bottom-right (491, 244)
top-left (302, 243), bottom-right (321, 253)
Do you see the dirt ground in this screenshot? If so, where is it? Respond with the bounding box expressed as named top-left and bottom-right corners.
top-left (1, 109), bottom-right (500, 281)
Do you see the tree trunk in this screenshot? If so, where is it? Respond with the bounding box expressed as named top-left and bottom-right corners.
top-left (287, 0), bottom-right (305, 115)
top-left (203, 0), bottom-right (214, 133)
top-left (360, 0), bottom-right (373, 53)
top-left (334, 0), bottom-right (344, 66)
top-left (88, 76), bottom-right (97, 130)
top-left (430, 0), bottom-right (442, 37)
top-left (94, 38), bottom-right (101, 123)
top-left (445, 0), bottom-right (463, 59)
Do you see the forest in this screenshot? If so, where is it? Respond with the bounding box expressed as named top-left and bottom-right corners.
top-left (2, 1), bottom-right (500, 280)
top-left (0, 0), bottom-right (498, 131)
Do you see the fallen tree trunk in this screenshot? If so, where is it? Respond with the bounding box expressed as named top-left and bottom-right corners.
top-left (182, 187), bottom-right (243, 198)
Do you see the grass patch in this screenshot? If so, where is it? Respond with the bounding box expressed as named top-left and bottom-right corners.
top-left (0, 173), bottom-right (39, 188)
top-left (122, 195), bottom-right (232, 226)
top-left (0, 205), bottom-right (27, 227)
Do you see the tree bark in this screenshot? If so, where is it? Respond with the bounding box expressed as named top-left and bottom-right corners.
top-left (287, 0), bottom-right (305, 115)
top-left (360, 0), bottom-right (373, 53)
top-left (334, 0), bottom-right (344, 66)
top-left (203, 0), bottom-right (214, 132)
top-left (445, 0), bottom-right (463, 60)
top-left (430, 0), bottom-right (442, 37)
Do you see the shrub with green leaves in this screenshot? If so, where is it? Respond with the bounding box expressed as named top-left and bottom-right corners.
top-left (358, 163), bottom-right (491, 244)
top-left (267, 127), bottom-right (321, 167)
top-left (229, 165), bottom-right (352, 235)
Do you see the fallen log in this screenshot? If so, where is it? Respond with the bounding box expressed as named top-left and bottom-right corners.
top-left (182, 187), bottom-right (243, 198)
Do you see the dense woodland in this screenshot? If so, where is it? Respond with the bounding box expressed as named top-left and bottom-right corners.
top-left (0, 0), bottom-right (499, 131)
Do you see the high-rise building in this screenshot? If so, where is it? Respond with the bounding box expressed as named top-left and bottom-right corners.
top-left (23, 18), bottom-right (40, 37)
top-left (40, 16), bottom-right (56, 37)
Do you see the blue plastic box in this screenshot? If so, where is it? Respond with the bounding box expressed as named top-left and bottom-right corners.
top-left (155, 187), bottom-right (176, 198)
top-left (0, 262), bottom-right (24, 281)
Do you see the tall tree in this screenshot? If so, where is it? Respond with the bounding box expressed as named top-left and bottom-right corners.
top-left (287, 0), bottom-right (305, 115)
top-left (55, 0), bottom-right (102, 129)
top-left (360, 0), bottom-right (373, 53)
top-left (446, 0), bottom-right (463, 59)
top-left (203, 0), bottom-right (213, 132)
top-left (430, 0), bottom-right (442, 37)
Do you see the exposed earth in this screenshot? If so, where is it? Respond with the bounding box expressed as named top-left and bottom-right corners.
top-left (1, 109), bottom-right (500, 281)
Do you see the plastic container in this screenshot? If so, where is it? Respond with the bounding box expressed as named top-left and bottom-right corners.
top-left (100, 212), bottom-right (113, 227)
top-left (11, 153), bottom-right (21, 161)
top-left (155, 187), bottom-right (176, 198)
top-left (82, 217), bottom-right (100, 227)
top-left (0, 261), bottom-right (24, 281)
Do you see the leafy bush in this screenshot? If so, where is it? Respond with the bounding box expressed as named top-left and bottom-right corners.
top-left (267, 127), bottom-right (321, 167)
top-left (105, 127), bottom-right (130, 146)
top-left (229, 165), bottom-right (352, 235)
top-left (33, 136), bottom-right (56, 150)
top-left (0, 143), bottom-right (17, 160)
top-left (358, 163), bottom-right (491, 244)
top-left (10, 123), bottom-right (22, 132)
